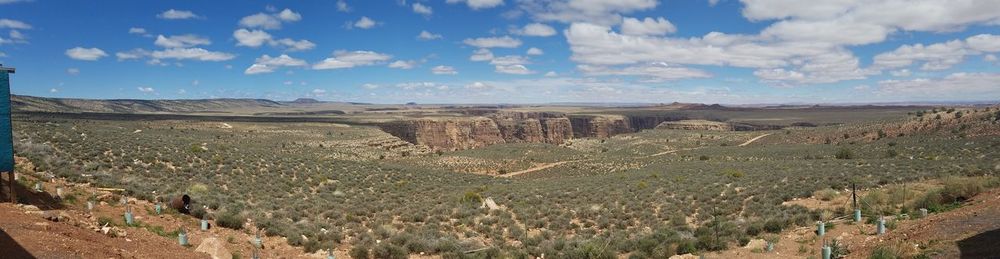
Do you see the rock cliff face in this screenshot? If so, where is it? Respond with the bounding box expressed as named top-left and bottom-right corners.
top-left (378, 112), bottom-right (575, 150)
top-left (380, 111), bottom-right (751, 150)
top-left (568, 115), bottom-right (634, 138)
top-left (378, 117), bottom-right (505, 150)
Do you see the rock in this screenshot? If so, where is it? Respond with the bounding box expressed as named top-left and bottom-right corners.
top-left (195, 237), bottom-right (233, 259)
top-left (42, 211), bottom-right (66, 222)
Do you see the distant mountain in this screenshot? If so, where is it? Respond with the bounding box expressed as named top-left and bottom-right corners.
top-left (11, 95), bottom-right (284, 114)
top-left (285, 98), bottom-right (322, 104)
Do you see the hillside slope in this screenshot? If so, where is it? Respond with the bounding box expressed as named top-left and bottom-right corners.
top-left (11, 95), bottom-right (285, 114)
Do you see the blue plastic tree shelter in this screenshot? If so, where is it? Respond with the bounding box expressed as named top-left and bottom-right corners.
top-left (1, 64), bottom-right (15, 203)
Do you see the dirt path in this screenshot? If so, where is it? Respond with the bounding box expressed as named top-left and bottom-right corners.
top-left (499, 160), bottom-right (586, 178)
top-left (738, 133), bottom-right (772, 147)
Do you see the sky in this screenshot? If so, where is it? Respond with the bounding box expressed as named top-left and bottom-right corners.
top-left (1, 0), bottom-right (999, 104)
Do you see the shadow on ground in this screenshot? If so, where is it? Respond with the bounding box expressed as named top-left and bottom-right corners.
top-left (958, 228), bottom-right (1000, 259)
top-left (0, 228), bottom-right (35, 258)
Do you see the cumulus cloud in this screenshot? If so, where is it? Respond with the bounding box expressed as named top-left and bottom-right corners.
top-left (579, 62), bottom-right (710, 81)
top-left (432, 65), bottom-right (458, 75)
top-left (233, 29), bottom-right (273, 47)
top-left (526, 47), bottom-right (544, 55)
top-left (312, 50), bottom-right (392, 70)
top-left (232, 29), bottom-right (313, 51)
top-left (873, 34), bottom-right (1000, 71)
top-left (351, 16), bottom-right (378, 29)
top-left (245, 54), bottom-right (307, 74)
top-left (463, 36), bottom-right (522, 48)
top-left (517, 23), bottom-right (556, 37)
top-left (240, 13), bottom-right (282, 30)
top-left (278, 8), bottom-right (302, 22)
top-left (65, 47), bottom-right (107, 61)
top-left (413, 3), bottom-right (433, 16)
top-left (150, 48), bottom-right (235, 61)
top-left (388, 60), bottom-right (418, 69)
top-left (515, 0), bottom-right (658, 26)
top-left (417, 30), bottom-right (442, 40)
top-left (621, 17), bottom-right (676, 36)
top-left (157, 9), bottom-right (199, 20)
top-left (0, 19), bottom-right (31, 29)
top-left (877, 72), bottom-right (1000, 100)
top-left (137, 86), bottom-right (155, 93)
top-left (470, 49), bottom-right (494, 61)
top-left (337, 0), bottom-right (351, 12)
top-left (154, 34), bottom-right (211, 48)
top-left (446, 0), bottom-right (504, 10)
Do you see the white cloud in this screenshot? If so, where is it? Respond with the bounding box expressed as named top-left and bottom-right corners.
top-left (245, 54), bottom-right (307, 75)
top-left (240, 13), bottom-right (282, 30)
top-left (0, 19), bottom-right (31, 29)
top-left (466, 81), bottom-right (493, 90)
top-left (432, 65), bottom-right (458, 75)
top-left (446, 0), bottom-right (504, 10)
top-left (388, 60), bottom-right (418, 69)
top-left (621, 17), bottom-right (676, 36)
top-left (579, 62), bottom-right (711, 81)
top-left (311, 89), bottom-right (327, 95)
top-left (115, 49), bottom-right (149, 60)
top-left (413, 3), bottom-right (433, 16)
top-left (49, 88), bottom-right (58, 93)
top-left (490, 55), bottom-right (530, 66)
top-left (966, 34), bottom-right (1000, 52)
top-left (545, 71), bottom-right (558, 77)
top-left (986, 54), bottom-right (998, 62)
top-left (352, 16), bottom-right (378, 29)
top-left (890, 69), bottom-right (911, 77)
top-left (495, 64), bottom-right (535, 75)
top-left (877, 72), bottom-right (1000, 99)
top-left (515, 0), bottom-right (658, 26)
top-left (362, 83), bottom-right (380, 89)
top-left (137, 86), bottom-right (155, 93)
top-left (463, 36), bottom-right (522, 48)
top-left (0, 0), bottom-right (30, 4)
top-left (278, 8), bottom-right (302, 22)
top-left (417, 30), bottom-right (442, 40)
top-left (526, 47), bottom-right (544, 55)
top-left (150, 48), bottom-right (235, 61)
top-left (65, 47), bottom-right (107, 61)
top-left (270, 38), bottom-right (315, 51)
top-left (312, 50), bottom-right (392, 70)
top-left (337, 0), bottom-right (351, 12)
top-left (157, 9), bottom-right (199, 20)
top-left (518, 23), bottom-right (556, 37)
top-left (396, 82), bottom-right (449, 90)
top-left (128, 27), bottom-right (148, 35)
top-left (872, 35), bottom-right (1000, 71)
top-left (233, 29), bottom-right (272, 47)
top-left (154, 34), bottom-right (211, 48)
top-left (470, 49), bottom-right (494, 61)
top-left (66, 68), bottom-right (79, 75)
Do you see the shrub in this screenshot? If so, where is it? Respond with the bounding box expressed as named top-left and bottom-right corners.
top-left (372, 243), bottom-right (408, 259)
top-left (216, 211), bottom-right (245, 230)
top-left (350, 243), bottom-right (371, 259)
top-left (869, 244), bottom-right (904, 259)
top-left (814, 188), bottom-right (839, 201)
top-left (834, 148), bottom-right (854, 159)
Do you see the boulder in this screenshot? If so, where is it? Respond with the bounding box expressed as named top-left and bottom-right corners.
top-left (195, 237), bottom-right (233, 259)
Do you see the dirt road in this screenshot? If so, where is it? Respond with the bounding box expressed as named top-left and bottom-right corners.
top-left (738, 133), bottom-right (772, 147)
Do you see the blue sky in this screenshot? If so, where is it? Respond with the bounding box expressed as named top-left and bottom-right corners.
top-left (1, 0), bottom-right (999, 104)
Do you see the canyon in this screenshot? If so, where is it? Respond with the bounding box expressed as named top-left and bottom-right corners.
top-left (378, 110), bottom-right (754, 150)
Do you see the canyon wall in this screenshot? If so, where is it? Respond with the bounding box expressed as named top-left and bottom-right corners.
top-left (379, 111), bottom-right (751, 150)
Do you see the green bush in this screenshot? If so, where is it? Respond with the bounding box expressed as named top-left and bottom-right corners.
top-left (216, 211), bottom-right (245, 230)
top-left (372, 243), bottom-right (408, 259)
top-left (834, 148), bottom-right (854, 159)
top-left (350, 243), bottom-right (370, 259)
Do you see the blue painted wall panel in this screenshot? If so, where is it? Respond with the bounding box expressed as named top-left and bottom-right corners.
top-left (0, 71), bottom-right (12, 172)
